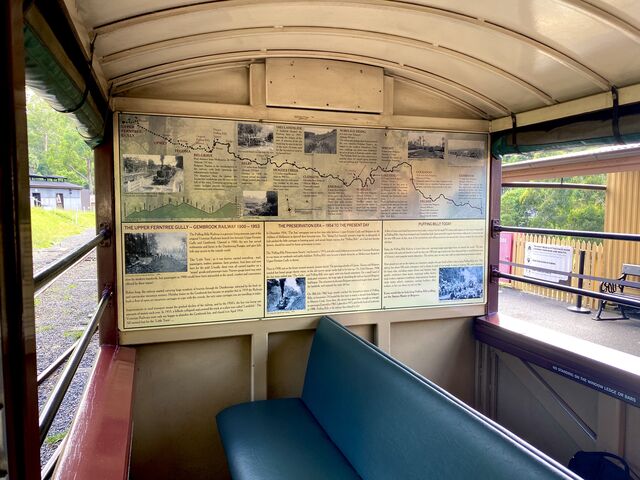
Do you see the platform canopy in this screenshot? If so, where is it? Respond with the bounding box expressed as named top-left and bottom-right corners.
top-left (23, 0), bottom-right (640, 147)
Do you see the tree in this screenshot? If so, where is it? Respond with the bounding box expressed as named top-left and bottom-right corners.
top-left (501, 174), bottom-right (606, 232)
top-left (26, 89), bottom-right (94, 190)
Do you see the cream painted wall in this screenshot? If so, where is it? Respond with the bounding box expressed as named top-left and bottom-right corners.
top-left (122, 57), bottom-right (488, 478)
top-left (130, 314), bottom-right (480, 479)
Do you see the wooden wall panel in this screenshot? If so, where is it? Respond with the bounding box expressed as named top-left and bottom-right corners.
top-left (266, 58), bottom-right (384, 113)
top-left (267, 330), bottom-right (314, 399)
top-left (130, 336), bottom-right (251, 480)
top-left (119, 67), bottom-right (250, 105)
top-left (604, 171), bottom-right (640, 281)
top-left (626, 405), bottom-right (640, 472)
top-left (496, 359), bottom-right (585, 463)
top-left (390, 317), bottom-right (476, 404)
top-left (491, 349), bottom-right (640, 474)
top-left (267, 324), bottom-right (380, 399)
top-left (348, 323), bottom-right (375, 343)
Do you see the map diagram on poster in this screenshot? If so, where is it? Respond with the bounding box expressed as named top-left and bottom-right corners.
top-left (116, 113), bottom-right (489, 330)
top-left (118, 115), bottom-right (486, 222)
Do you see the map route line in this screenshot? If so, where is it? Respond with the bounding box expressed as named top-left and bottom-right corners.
top-left (128, 118), bottom-right (483, 213)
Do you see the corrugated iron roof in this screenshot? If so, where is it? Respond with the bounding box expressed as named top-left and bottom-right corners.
top-left (30, 180), bottom-right (83, 189)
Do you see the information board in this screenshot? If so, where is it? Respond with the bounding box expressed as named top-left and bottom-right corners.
top-left (115, 113), bottom-right (489, 329)
top-left (524, 242), bottom-right (573, 283)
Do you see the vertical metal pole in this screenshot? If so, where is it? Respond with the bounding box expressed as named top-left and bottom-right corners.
top-left (567, 250), bottom-right (591, 314)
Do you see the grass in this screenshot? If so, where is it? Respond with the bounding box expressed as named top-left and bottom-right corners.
top-left (31, 208), bottom-right (96, 249)
top-left (44, 430), bottom-right (68, 445)
top-left (63, 329), bottom-right (84, 341)
top-left (36, 324), bottom-right (53, 334)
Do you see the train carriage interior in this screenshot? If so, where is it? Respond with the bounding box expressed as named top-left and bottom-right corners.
top-left (2, 0), bottom-right (640, 478)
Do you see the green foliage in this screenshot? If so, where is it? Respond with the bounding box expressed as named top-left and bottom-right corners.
top-left (31, 208), bottom-right (96, 249)
top-left (45, 430), bottom-right (68, 445)
top-left (26, 90), bottom-right (94, 189)
top-left (63, 329), bottom-right (84, 341)
top-left (501, 175), bottom-right (606, 232)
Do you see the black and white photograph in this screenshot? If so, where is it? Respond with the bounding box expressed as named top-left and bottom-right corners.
top-left (304, 127), bottom-right (337, 154)
top-left (122, 154), bottom-right (184, 193)
top-left (243, 190), bottom-right (278, 216)
top-left (447, 139), bottom-right (485, 160)
top-left (237, 122), bottom-right (274, 151)
top-left (439, 266), bottom-right (483, 301)
top-left (266, 277), bottom-right (306, 312)
top-left (124, 232), bottom-right (188, 274)
top-left (407, 132), bottom-right (445, 159)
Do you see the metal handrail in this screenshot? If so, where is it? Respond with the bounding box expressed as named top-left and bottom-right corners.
top-left (33, 228), bottom-right (110, 293)
top-left (39, 287), bottom-right (112, 445)
top-left (37, 335), bottom-right (91, 386)
top-left (41, 439), bottom-right (64, 480)
top-left (494, 270), bottom-right (640, 309)
top-left (494, 224), bottom-right (640, 242)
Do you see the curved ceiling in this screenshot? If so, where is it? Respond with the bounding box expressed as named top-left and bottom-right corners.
top-left (66, 0), bottom-right (640, 119)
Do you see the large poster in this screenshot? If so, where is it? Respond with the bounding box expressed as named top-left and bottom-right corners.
top-left (115, 113), bottom-right (489, 329)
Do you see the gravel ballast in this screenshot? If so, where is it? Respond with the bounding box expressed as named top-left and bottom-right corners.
top-left (33, 228), bottom-right (100, 467)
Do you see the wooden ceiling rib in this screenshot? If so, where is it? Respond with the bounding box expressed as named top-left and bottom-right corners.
top-left (101, 26), bottom-right (555, 105)
top-left (90, 0), bottom-right (613, 90)
top-left (392, 76), bottom-right (492, 119)
top-left (553, 0), bottom-right (640, 44)
top-left (110, 49), bottom-right (511, 116)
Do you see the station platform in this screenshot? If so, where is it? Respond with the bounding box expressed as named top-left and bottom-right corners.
top-left (499, 288), bottom-right (640, 358)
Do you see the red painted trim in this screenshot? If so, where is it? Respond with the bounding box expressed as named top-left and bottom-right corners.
top-left (54, 345), bottom-right (136, 480)
top-left (1, 1), bottom-right (41, 476)
top-left (487, 155), bottom-right (502, 314)
top-left (95, 123), bottom-right (118, 346)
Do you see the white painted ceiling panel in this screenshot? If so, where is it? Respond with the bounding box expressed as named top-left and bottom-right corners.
top-left (102, 33), bottom-right (547, 106)
top-left (93, 5), bottom-right (599, 95)
top-left (119, 67), bottom-right (250, 104)
top-left (65, 0), bottom-right (640, 119)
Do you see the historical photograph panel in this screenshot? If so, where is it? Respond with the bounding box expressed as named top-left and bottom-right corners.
top-left (438, 266), bottom-right (483, 301)
top-left (125, 232), bottom-right (188, 274)
top-left (407, 132), bottom-right (445, 159)
top-left (304, 127), bottom-right (338, 154)
top-left (237, 122), bottom-right (274, 151)
top-left (447, 139), bottom-right (485, 161)
top-left (122, 154), bottom-right (184, 193)
top-left (243, 190), bottom-right (278, 216)
top-left (266, 277), bottom-right (306, 312)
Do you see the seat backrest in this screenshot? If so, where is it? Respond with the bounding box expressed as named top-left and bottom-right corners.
top-left (622, 264), bottom-right (640, 278)
top-left (301, 316), bottom-right (577, 480)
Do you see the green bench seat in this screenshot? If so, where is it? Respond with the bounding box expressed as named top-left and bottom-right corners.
top-left (217, 316), bottom-right (578, 479)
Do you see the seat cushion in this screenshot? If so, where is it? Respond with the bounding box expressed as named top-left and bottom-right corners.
top-left (217, 398), bottom-right (360, 480)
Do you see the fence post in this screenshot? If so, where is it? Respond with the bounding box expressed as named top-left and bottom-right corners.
top-left (567, 249), bottom-right (591, 314)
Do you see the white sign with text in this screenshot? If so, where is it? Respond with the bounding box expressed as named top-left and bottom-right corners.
top-left (524, 242), bottom-right (573, 283)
